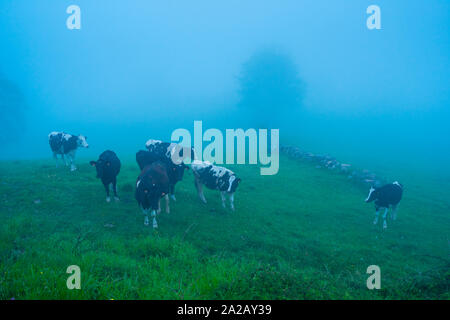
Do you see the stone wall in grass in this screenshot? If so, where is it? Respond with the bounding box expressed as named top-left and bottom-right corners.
top-left (280, 145), bottom-right (388, 188)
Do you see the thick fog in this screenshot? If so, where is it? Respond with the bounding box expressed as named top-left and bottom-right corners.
top-left (1, 0), bottom-right (449, 176)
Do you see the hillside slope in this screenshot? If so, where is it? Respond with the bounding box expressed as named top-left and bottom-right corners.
top-left (0, 156), bottom-right (448, 299)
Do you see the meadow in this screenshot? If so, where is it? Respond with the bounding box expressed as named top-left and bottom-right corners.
top-left (0, 155), bottom-right (448, 299)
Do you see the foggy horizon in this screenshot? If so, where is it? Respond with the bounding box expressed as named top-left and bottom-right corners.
top-left (1, 0), bottom-right (449, 174)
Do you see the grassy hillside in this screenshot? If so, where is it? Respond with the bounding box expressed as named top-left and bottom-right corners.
top-left (0, 155), bottom-right (448, 299)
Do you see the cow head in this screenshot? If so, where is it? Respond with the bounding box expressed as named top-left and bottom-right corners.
top-left (78, 135), bottom-right (89, 148)
top-left (227, 175), bottom-right (241, 193)
top-left (90, 160), bottom-right (109, 178)
top-left (365, 186), bottom-right (378, 203)
top-left (136, 176), bottom-right (165, 210)
top-left (170, 163), bottom-right (189, 182)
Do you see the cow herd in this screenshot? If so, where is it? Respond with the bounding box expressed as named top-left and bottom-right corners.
top-left (48, 132), bottom-right (242, 229)
top-left (48, 131), bottom-right (403, 230)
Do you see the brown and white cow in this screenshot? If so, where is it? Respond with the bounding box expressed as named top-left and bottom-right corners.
top-left (135, 161), bottom-right (170, 228)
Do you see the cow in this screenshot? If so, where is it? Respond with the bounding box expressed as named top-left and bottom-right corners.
top-left (365, 181), bottom-right (403, 229)
top-left (142, 139), bottom-right (195, 198)
top-left (145, 139), bottom-right (197, 166)
top-left (135, 161), bottom-right (170, 228)
top-left (48, 131), bottom-right (89, 171)
top-left (136, 150), bottom-right (189, 203)
top-left (136, 150), bottom-right (160, 171)
top-left (191, 160), bottom-right (241, 211)
top-left (89, 150), bottom-right (121, 202)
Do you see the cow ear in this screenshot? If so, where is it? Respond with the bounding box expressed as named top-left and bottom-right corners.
top-left (89, 161), bottom-right (96, 166)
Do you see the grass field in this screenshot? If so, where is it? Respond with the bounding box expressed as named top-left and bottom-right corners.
top-left (0, 155), bottom-right (448, 299)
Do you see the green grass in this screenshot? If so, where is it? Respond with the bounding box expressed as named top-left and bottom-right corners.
top-left (0, 155), bottom-right (448, 299)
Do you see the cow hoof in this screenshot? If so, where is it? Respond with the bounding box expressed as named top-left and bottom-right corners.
top-left (114, 197), bottom-right (120, 202)
top-left (373, 220), bottom-right (378, 225)
top-left (383, 223), bottom-right (387, 230)
top-left (106, 197), bottom-right (111, 203)
top-left (144, 217), bottom-right (149, 226)
top-left (170, 195), bottom-right (176, 201)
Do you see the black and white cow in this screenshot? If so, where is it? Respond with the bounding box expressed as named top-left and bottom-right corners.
top-left (48, 131), bottom-right (89, 171)
top-left (90, 150), bottom-right (121, 202)
top-left (365, 181), bottom-right (403, 229)
top-left (191, 160), bottom-right (241, 211)
top-left (135, 161), bottom-right (170, 228)
top-left (136, 150), bottom-right (188, 202)
top-left (145, 139), bottom-right (197, 166)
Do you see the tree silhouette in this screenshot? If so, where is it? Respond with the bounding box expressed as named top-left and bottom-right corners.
top-left (237, 48), bottom-right (303, 129)
top-left (0, 75), bottom-right (26, 144)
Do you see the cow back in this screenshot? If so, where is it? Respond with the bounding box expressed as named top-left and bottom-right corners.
top-left (136, 150), bottom-right (160, 170)
top-left (376, 183), bottom-right (403, 207)
top-left (192, 161), bottom-right (238, 192)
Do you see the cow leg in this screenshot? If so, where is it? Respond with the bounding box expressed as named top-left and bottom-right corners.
top-left (67, 153), bottom-right (73, 170)
top-left (113, 178), bottom-right (119, 201)
top-left (157, 199), bottom-right (161, 214)
top-left (53, 152), bottom-right (59, 167)
top-left (391, 205), bottom-right (398, 221)
top-left (170, 184), bottom-right (176, 201)
top-left (69, 151), bottom-right (77, 171)
top-left (195, 178), bottom-right (207, 203)
top-left (373, 208), bottom-right (380, 225)
top-left (60, 150), bottom-right (68, 166)
top-left (62, 154), bottom-right (68, 166)
top-left (220, 191), bottom-right (226, 208)
top-left (152, 210), bottom-right (158, 228)
top-left (165, 194), bottom-right (170, 213)
top-left (382, 208), bottom-right (389, 229)
top-left (142, 207), bottom-right (149, 226)
top-left (104, 182), bottom-right (111, 202)
top-left (229, 193), bottom-right (235, 211)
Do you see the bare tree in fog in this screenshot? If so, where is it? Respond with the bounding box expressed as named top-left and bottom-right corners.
top-left (0, 75), bottom-right (26, 144)
top-left (237, 48), bottom-right (303, 129)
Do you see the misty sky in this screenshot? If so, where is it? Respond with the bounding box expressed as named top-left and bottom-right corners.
top-left (1, 0), bottom-right (449, 172)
